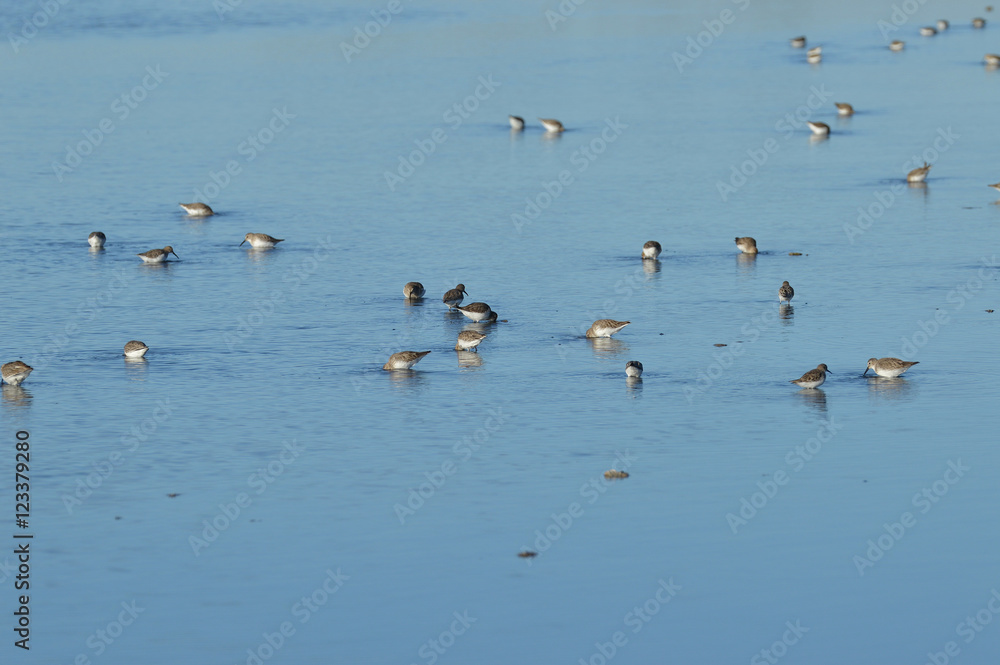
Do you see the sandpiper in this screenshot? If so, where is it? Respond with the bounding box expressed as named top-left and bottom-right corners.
top-left (642, 240), bottom-right (662, 260)
top-left (919, 26), bottom-right (937, 36)
top-left (790, 36), bottom-right (806, 48)
top-left (973, 17), bottom-right (986, 28)
top-left (382, 350), bottom-right (431, 370)
top-left (509, 115), bottom-right (525, 130)
top-left (455, 330), bottom-right (487, 352)
top-left (907, 162), bottom-right (932, 183)
top-left (443, 284), bottom-right (468, 309)
top-left (539, 118), bottom-right (565, 133)
top-left (456, 302), bottom-right (497, 323)
top-left (807, 121), bottom-right (830, 136)
top-left (864, 357), bottom-right (919, 378)
top-left (625, 360), bottom-right (643, 378)
top-left (403, 282), bottom-right (425, 299)
top-left (179, 202), bottom-right (214, 217)
top-left (790, 364), bottom-right (831, 389)
top-left (779, 281), bottom-right (794, 303)
top-left (124, 340), bottom-right (149, 359)
top-left (735, 237), bottom-right (758, 254)
top-left (586, 319), bottom-right (630, 338)
top-left (806, 46), bottom-right (822, 63)
top-left (88, 231), bottom-right (106, 248)
top-left (137, 246), bottom-right (178, 263)
top-left (1, 361), bottom-right (33, 386)
top-left (985, 54), bottom-right (1000, 66)
top-left (890, 40), bottom-right (905, 51)
top-left (936, 19), bottom-right (949, 30)
top-left (835, 102), bottom-right (854, 116)
top-left (988, 182), bottom-right (1000, 191)
top-left (240, 233), bottom-right (284, 249)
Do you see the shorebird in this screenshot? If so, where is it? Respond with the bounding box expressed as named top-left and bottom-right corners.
top-left (509, 115), bottom-right (525, 130)
top-left (835, 103), bottom-right (854, 116)
top-left (456, 302), bottom-right (497, 323)
top-left (539, 118), bottom-right (565, 133)
top-left (985, 54), bottom-right (1000, 66)
top-left (890, 40), bottom-right (905, 51)
top-left (455, 330), bottom-right (487, 352)
top-left (790, 364), bottom-right (831, 389)
top-left (137, 246), bottom-right (178, 263)
top-left (403, 282), bottom-right (425, 299)
top-left (443, 284), bottom-right (468, 309)
top-left (124, 340), bottom-right (149, 359)
top-left (1, 361), bottom-right (33, 386)
top-left (88, 231), bottom-right (106, 248)
top-left (625, 361), bottom-right (643, 378)
top-left (586, 319), bottom-right (630, 338)
top-left (179, 203), bottom-right (214, 217)
top-left (907, 162), bottom-right (932, 183)
top-left (973, 17), bottom-right (986, 28)
top-left (919, 26), bottom-right (937, 36)
top-left (936, 19), bottom-right (949, 30)
top-left (807, 121), bottom-right (830, 136)
top-left (988, 182), bottom-right (1000, 191)
top-left (790, 36), bottom-right (806, 48)
top-left (240, 233), bottom-right (284, 249)
top-left (382, 351), bottom-right (431, 370)
top-left (779, 281), bottom-right (794, 303)
top-left (806, 46), bottom-right (822, 63)
top-left (864, 357), bottom-right (919, 378)
top-left (642, 241), bottom-right (662, 260)
top-left (735, 237), bottom-right (758, 254)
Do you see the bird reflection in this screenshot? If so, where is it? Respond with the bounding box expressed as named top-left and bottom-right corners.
top-left (866, 376), bottom-right (914, 400)
top-left (588, 337), bottom-right (628, 357)
top-left (625, 376), bottom-right (643, 398)
top-left (124, 356), bottom-right (148, 380)
top-left (2, 385), bottom-right (32, 411)
top-left (456, 351), bottom-right (483, 368)
top-left (779, 303), bottom-right (794, 323)
top-left (795, 387), bottom-right (827, 414)
top-left (641, 259), bottom-right (661, 276)
top-left (736, 252), bottom-right (757, 275)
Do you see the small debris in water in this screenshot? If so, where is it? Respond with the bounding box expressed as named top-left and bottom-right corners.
top-left (518, 551), bottom-right (537, 558)
top-left (987, 310), bottom-right (995, 313)
top-left (167, 493), bottom-right (180, 498)
top-left (789, 252), bottom-right (803, 256)
top-left (604, 469), bottom-right (630, 479)
top-left (714, 343), bottom-right (727, 347)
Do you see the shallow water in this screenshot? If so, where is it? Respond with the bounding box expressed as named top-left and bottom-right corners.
top-left (2, 1), bottom-right (999, 663)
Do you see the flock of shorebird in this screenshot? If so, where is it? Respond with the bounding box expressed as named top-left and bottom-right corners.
top-left (375, 233), bottom-right (920, 387)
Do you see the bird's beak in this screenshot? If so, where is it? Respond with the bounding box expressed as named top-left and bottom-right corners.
top-left (862, 368), bottom-right (868, 376)
top-left (826, 369), bottom-right (833, 374)
top-left (171, 250), bottom-right (179, 258)
top-left (239, 239), bottom-right (246, 246)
